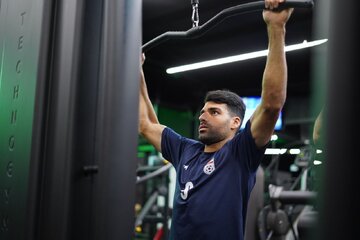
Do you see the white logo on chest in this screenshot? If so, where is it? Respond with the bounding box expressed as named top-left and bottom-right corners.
top-left (203, 158), bottom-right (216, 175)
top-left (181, 181), bottom-right (194, 200)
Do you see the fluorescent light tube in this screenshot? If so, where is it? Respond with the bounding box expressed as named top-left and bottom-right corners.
top-left (313, 160), bottom-right (322, 165)
top-left (166, 39), bottom-right (328, 74)
top-left (289, 149), bottom-right (301, 155)
top-left (265, 148), bottom-right (287, 155)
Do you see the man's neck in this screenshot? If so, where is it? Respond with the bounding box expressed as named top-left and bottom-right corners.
top-left (204, 135), bottom-right (234, 153)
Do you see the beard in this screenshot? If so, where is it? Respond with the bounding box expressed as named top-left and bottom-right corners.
top-left (198, 129), bottom-right (227, 145)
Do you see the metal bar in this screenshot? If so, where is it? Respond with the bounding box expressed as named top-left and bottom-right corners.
top-left (142, 0), bottom-right (314, 52)
top-left (91, 0), bottom-right (141, 239)
top-left (135, 191), bottom-right (159, 227)
top-left (136, 164), bottom-right (172, 184)
top-left (274, 191), bottom-right (317, 204)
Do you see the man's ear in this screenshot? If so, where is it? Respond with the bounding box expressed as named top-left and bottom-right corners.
top-left (231, 116), bottom-right (241, 130)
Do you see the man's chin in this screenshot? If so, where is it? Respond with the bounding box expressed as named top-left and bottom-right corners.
top-left (199, 136), bottom-right (216, 145)
top-left (198, 135), bottom-right (206, 144)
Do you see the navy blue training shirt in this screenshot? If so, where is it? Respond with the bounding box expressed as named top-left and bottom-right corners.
top-left (161, 120), bottom-right (266, 240)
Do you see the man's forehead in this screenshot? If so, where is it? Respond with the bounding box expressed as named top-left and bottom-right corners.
top-left (202, 101), bottom-right (227, 110)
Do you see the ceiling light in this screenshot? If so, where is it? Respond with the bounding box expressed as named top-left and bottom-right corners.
top-left (289, 149), bottom-right (301, 155)
top-left (166, 39), bottom-right (328, 74)
top-left (265, 148), bottom-right (287, 155)
top-left (271, 134), bottom-right (278, 141)
top-left (313, 160), bottom-right (322, 165)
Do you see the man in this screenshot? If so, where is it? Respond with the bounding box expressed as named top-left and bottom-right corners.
top-left (139, 0), bottom-right (293, 239)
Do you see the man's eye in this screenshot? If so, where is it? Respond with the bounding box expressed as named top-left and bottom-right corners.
top-left (212, 111), bottom-right (219, 115)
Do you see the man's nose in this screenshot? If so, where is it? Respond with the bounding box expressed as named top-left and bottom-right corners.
top-left (199, 112), bottom-right (206, 121)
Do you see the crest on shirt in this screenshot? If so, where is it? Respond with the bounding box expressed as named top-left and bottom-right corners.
top-left (203, 158), bottom-right (215, 175)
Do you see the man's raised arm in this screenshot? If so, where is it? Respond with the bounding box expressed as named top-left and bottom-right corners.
top-left (138, 54), bottom-right (165, 152)
top-left (250, 0), bottom-right (293, 148)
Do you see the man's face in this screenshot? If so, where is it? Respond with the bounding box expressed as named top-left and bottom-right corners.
top-left (198, 101), bottom-right (239, 145)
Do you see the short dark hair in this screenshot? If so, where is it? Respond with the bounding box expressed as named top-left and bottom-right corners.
top-left (204, 90), bottom-right (246, 121)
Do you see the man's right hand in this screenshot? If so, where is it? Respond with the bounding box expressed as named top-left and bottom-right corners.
top-left (263, 0), bottom-right (293, 28)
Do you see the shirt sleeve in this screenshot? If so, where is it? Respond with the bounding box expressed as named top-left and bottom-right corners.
top-left (161, 127), bottom-right (188, 168)
top-left (232, 120), bottom-right (268, 172)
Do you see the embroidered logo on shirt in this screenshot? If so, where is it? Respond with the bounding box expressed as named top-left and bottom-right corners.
top-left (183, 165), bottom-right (189, 170)
top-left (203, 158), bottom-right (215, 175)
top-left (181, 181), bottom-right (194, 200)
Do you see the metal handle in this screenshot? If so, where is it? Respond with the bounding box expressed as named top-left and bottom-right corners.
top-left (142, 0), bottom-right (314, 52)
